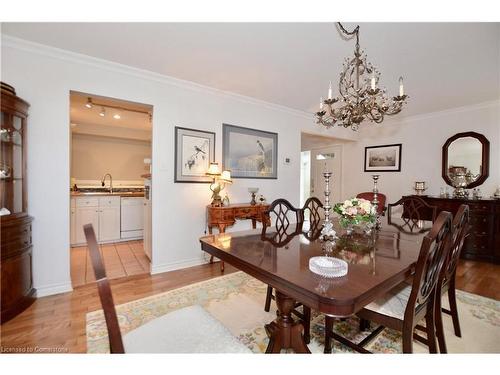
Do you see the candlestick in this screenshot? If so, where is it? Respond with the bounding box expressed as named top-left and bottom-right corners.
top-left (399, 76), bottom-right (404, 97)
top-left (371, 76), bottom-right (376, 90)
top-left (372, 174), bottom-right (381, 229)
top-left (320, 97), bottom-right (324, 110)
top-left (320, 171), bottom-right (337, 241)
top-left (328, 81), bottom-right (333, 100)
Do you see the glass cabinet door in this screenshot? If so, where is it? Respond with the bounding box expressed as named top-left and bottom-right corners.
top-left (0, 111), bottom-right (25, 215)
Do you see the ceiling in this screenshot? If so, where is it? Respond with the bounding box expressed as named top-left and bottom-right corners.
top-left (3, 23), bottom-right (500, 117)
top-left (70, 91), bottom-right (152, 140)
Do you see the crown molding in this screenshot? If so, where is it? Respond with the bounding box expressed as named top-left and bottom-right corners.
top-left (375, 99), bottom-right (500, 128)
top-left (1, 35), bottom-right (314, 120)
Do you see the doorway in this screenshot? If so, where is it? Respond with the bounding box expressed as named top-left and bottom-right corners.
top-left (310, 146), bottom-right (343, 204)
top-left (69, 91), bottom-right (153, 287)
top-left (300, 133), bottom-right (344, 218)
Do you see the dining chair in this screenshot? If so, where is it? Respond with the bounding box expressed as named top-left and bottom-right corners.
top-left (434, 204), bottom-right (469, 353)
top-left (387, 196), bottom-right (438, 233)
top-left (302, 197), bottom-right (324, 241)
top-left (261, 198), bottom-right (311, 344)
top-left (324, 211), bottom-right (453, 353)
top-left (356, 192), bottom-right (387, 216)
top-left (84, 224), bottom-right (250, 353)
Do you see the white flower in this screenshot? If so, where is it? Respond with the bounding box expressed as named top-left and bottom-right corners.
top-left (343, 200), bottom-right (353, 208)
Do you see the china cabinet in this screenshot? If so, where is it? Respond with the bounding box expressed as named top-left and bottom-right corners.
top-left (1, 82), bottom-right (35, 323)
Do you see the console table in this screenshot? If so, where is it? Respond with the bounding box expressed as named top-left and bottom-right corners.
top-left (407, 195), bottom-right (500, 263)
top-left (207, 203), bottom-right (270, 271)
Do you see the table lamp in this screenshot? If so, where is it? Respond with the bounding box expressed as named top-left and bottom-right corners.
top-left (206, 162), bottom-right (232, 206)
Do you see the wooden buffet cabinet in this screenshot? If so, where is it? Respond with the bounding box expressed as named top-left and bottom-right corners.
top-left (1, 82), bottom-right (35, 323)
top-left (411, 195), bottom-right (500, 263)
top-left (206, 203), bottom-right (270, 271)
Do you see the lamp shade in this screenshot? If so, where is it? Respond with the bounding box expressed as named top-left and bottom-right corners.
top-left (220, 170), bottom-right (232, 184)
top-left (206, 162), bottom-right (221, 176)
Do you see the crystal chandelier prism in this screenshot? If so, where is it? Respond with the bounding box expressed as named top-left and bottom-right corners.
top-left (316, 23), bottom-right (408, 131)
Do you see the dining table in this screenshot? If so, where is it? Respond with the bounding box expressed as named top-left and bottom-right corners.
top-left (199, 216), bottom-right (432, 353)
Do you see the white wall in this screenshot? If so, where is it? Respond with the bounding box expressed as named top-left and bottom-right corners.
top-left (2, 37), bottom-right (339, 296)
top-left (341, 101), bottom-right (500, 204)
top-left (71, 133), bottom-right (151, 181)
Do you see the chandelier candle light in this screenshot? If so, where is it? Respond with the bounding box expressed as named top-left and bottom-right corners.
top-left (316, 23), bottom-right (408, 131)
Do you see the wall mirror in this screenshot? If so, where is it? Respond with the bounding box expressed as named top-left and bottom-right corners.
top-left (442, 131), bottom-right (490, 189)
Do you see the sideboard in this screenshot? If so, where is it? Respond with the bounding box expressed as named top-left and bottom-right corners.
top-left (408, 195), bottom-right (500, 263)
top-left (206, 203), bottom-right (270, 271)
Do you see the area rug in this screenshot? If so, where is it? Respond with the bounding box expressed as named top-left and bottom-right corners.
top-left (86, 271), bottom-right (500, 353)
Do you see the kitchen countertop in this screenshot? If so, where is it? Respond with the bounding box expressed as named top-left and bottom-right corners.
top-left (71, 191), bottom-right (144, 198)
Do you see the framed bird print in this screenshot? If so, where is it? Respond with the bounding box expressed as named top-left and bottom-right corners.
top-left (174, 127), bottom-right (215, 183)
top-left (222, 124), bottom-right (278, 179)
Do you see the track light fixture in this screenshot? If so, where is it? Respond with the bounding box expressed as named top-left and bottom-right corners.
top-left (85, 97), bottom-right (93, 108)
top-left (99, 107), bottom-right (105, 117)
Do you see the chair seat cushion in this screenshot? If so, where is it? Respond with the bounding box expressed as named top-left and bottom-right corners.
top-left (123, 305), bottom-right (251, 353)
top-left (364, 283), bottom-right (412, 320)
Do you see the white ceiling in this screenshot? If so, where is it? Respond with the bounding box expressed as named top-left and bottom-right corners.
top-left (70, 91), bottom-right (152, 140)
top-left (3, 23), bottom-right (500, 117)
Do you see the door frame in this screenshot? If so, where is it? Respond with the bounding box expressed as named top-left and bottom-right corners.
top-left (309, 144), bottom-right (344, 203)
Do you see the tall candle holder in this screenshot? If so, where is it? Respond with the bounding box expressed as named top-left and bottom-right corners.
top-left (372, 174), bottom-right (381, 229)
top-left (320, 171), bottom-right (337, 241)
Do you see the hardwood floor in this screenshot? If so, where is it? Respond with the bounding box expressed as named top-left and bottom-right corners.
top-left (0, 259), bottom-right (498, 353)
top-left (70, 240), bottom-right (150, 287)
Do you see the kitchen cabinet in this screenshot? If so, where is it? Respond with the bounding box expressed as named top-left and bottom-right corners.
top-left (75, 206), bottom-right (99, 245)
top-left (99, 206), bottom-right (121, 242)
top-left (70, 198), bottom-right (76, 245)
top-left (72, 196), bottom-right (121, 245)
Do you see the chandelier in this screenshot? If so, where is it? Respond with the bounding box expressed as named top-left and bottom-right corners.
top-left (316, 23), bottom-right (408, 131)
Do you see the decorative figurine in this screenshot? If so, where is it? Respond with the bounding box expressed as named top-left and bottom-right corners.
top-left (248, 187), bottom-right (259, 205)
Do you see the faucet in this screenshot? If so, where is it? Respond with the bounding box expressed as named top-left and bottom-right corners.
top-left (101, 173), bottom-right (113, 193)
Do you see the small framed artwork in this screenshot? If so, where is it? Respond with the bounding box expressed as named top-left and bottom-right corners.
top-left (174, 127), bottom-right (215, 183)
top-left (364, 143), bottom-right (402, 172)
top-left (222, 124), bottom-right (278, 179)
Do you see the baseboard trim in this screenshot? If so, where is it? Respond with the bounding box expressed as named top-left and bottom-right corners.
top-left (35, 282), bottom-right (73, 298)
top-left (151, 257), bottom-right (208, 275)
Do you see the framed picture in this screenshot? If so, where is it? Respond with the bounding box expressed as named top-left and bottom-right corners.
top-left (222, 124), bottom-right (278, 179)
top-left (364, 143), bottom-right (402, 172)
top-left (174, 127), bottom-right (215, 183)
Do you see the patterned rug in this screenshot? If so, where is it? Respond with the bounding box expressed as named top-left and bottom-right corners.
top-left (86, 271), bottom-right (500, 353)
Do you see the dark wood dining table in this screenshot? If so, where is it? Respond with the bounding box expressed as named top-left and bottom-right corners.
top-left (199, 217), bottom-right (432, 353)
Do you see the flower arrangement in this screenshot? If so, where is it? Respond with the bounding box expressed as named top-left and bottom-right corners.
top-left (333, 198), bottom-right (376, 229)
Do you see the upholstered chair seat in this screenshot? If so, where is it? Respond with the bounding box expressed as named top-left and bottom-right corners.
top-left (123, 305), bottom-right (251, 353)
top-left (364, 282), bottom-right (417, 321)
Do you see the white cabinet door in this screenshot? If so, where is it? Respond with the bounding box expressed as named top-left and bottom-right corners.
top-left (69, 198), bottom-right (76, 245)
top-left (143, 198), bottom-right (152, 260)
top-left (99, 206), bottom-right (121, 242)
top-left (75, 206), bottom-right (99, 245)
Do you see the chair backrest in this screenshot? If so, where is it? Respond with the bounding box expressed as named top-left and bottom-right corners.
top-left (261, 199), bottom-right (303, 246)
top-left (356, 192), bottom-right (387, 216)
top-left (302, 197), bottom-right (323, 225)
top-left (302, 197), bottom-right (323, 241)
top-left (388, 196), bottom-right (438, 233)
top-left (84, 224), bottom-right (125, 354)
top-left (439, 204), bottom-right (470, 288)
top-left (404, 211), bottom-right (453, 323)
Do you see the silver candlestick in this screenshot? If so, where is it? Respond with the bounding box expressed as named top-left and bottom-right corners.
top-left (371, 174), bottom-right (381, 229)
top-left (321, 171), bottom-right (337, 241)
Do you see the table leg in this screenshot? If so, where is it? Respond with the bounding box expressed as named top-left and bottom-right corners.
top-left (251, 218), bottom-right (257, 229)
top-left (217, 224), bottom-right (226, 273)
top-left (264, 290), bottom-right (311, 354)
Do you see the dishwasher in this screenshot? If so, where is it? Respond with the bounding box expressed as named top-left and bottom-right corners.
top-left (120, 197), bottom-right (144, 239)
